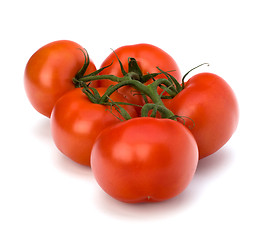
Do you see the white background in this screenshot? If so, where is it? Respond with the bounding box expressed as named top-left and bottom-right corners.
top-left (1, 0), bottom-right (262, 239)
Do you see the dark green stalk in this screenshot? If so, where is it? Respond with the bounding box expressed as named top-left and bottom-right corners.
top-left (98, 78), bottom-right (175, 119)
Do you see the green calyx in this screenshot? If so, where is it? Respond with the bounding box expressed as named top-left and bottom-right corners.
top-left (73, 48), bottom-right (209, 122)
top-left (72, 48), bottom-right (115, 87)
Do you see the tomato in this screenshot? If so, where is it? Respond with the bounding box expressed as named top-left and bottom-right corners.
top-left (50, 87), bottom-right (137, 166)
top-left (91, 117), bottom-right (198, 203)
top-left (24, 40), bottom-right (97, 118)
top-left (97, 43), bottom-right (182, 113)
top-left (163, 73), bottom-right (239, 159)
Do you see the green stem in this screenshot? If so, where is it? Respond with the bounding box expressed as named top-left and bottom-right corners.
top-left (77, 69), bottom-right (178, 119)
top-left (99, 78), bottom-right (175, 119)
top-left (181, 63), bottom-right (209, 89)
top-left (99, 79), bottom-right (150, 103)
top-left (141, 104), bottom-right (175, 118)
top-left (78, 74), bottom-right (122, 83)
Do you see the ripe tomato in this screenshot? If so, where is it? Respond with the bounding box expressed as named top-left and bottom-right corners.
top-left (97, 43), bottom-right (182, 113)
top-left (24, 40), bottom-right (97, 118)
top-left (50, 87), bottom-right (137, 166)
top-left (91, 117), bottom-right (198, 203)
top-left (163, 73), bottom-right (239, 159)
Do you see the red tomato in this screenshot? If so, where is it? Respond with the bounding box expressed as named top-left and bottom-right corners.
top-left (50, 87), bottom-right (137, 166)
top-left (24, 40), bottom-right (97, 118)
top-left (91, 117), bottom-right (198, 203)
top-left (97, 43), bottom-right (181, 113)
top-left (163, 73), bottom-right (239, 159)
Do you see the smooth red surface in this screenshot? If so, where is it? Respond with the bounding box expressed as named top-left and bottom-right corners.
top-left (163, 73), bottom-right (239, 159)
top-left (91, 117), bottom-right (198, 203)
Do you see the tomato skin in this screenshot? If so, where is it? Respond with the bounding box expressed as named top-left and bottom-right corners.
top-left (50, 88), bottom-right (137, 166)
top-left (91, 117), bottom-right (198, 203)
top-left (98, 43), bottom-right (182, 113)
top-left (163, 73), bottom-right (239, 159)
top-left (24, 40), bottom-right (97, 118)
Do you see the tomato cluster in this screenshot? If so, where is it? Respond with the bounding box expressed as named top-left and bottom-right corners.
top-left (24, 40), bottom-right (238, 203)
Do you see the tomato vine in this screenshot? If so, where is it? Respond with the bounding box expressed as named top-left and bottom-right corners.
top-left (73, 49), bottom-right (209, 122)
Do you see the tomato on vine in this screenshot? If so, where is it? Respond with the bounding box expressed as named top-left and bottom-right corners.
top-left (91, 117), bottom-right (198, 203)
top-left (24, 40), bottom-right (97, 117)
top-left (50, 87), bottom-right (137, 166)
top-left (97, 43), bottom-right (181, 113)
top-left (163, 72), bottom-right (239, 159)
top-left (24, 40), bottom-right (239, 204)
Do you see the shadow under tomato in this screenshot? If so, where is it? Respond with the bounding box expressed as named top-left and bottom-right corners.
top-left (186, 146), bottom-right (234, 202)
top-left (94, 192), bottom-right (194, 220)
top-left (33, 118), bottom-right (93, 180)
top-left (33, 117), bottom-right (52, 141)
top-left (195, 146), bottom-right (234, 177)
top-left (92, 176), bottom-right (199, 220)
top-left (52, 150), bottom-right (93, 180)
